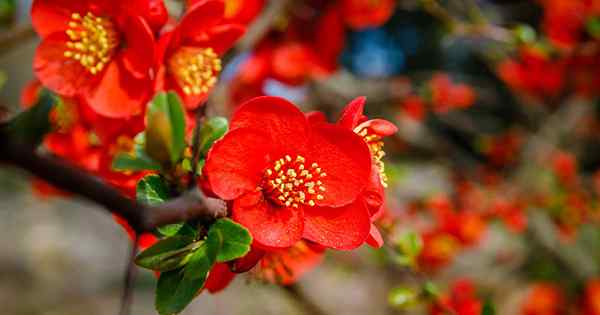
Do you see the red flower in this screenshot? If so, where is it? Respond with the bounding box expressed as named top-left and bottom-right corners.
top-left (32, 0), bottom-right (157, 118)
top-left (342, 0), bottom-right (395, 30)
top-left (583, 279), bottom-right (600, 315)
top-left (155, 0), bottom-right (245, 110)
top-left (521, 283), bottom-right (565, 315)
top-left (204, 96), bottom-right (373, 249)
top-left (336, 97), bottom-right (398, 248)
top-left (188, 0), bottom-right (265, 25)
top-left (430, 279), bottom-right (483, 315)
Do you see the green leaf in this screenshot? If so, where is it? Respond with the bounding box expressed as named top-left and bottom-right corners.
top-left (198, 117), bottom-right (228, 156)
top-left (145, 91), bottom-right (186, 166)
top-left (112, 153), bottom-right (161, 172)
top-left (135, 236), bottom-right (198, 272)
top-left (155, 267), bottom-right (205, 315)
top-left (206, 218), bottom-right (252, 263)
top-left (155, 244), bottom-right (215, 315)
top-left (423, 281), bottom-right (440, 298)
top-left (136, 174), bottom-right (186, 236)
top-left (3, 90), bottom-right (54, 146)
top-left (393, 231), bottom-right (423, 267)
top-left (136, 174), bottom-right (170, 205)
top-left (482, 300), bottom-right (496, 315)
top-left (388, 287), bottom-right (419, 309)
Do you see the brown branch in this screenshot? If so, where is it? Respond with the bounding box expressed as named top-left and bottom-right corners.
top-left (283, 284), bottom-right (329, 315)
top-left (0, 134), bottom-right (227, 233)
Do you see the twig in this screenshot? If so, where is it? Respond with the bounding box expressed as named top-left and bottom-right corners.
top-left (283, 284), bottom-right (329, 315)
top-left (0, 133), bottom-right (227, 233)
top-left (0, 24), bottom-right (36, 56)
top-left (119, 235), bottom-right (139, 315)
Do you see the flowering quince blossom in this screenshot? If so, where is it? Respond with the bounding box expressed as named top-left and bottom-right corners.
top-left (31, 0), bottom-right (158, 118)
top-left (155, 0), bottom-right (245, 110)
top-left (204, 240), bottom-right (325, 292)
top-left (341, 0), bottom-right (396, 30)
top-left (203, 96), bottom-right (373, 249)
top-left (187, 0), bottom-right (265, 25)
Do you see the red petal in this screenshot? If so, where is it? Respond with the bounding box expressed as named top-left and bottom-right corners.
top-left (204, 128), bottom-right (271, 200)
top-left (230, 246), bottom-right (265, 273)
top-left (31, 0), bottom-right (87, 37)
top-left (363, 169), bottom-right (385, 218)
top-left (303, 200), bottom-right (371, 250)
top-left (203, 24), bottom-right (246, 54)
top-left (355, 118), bottom-right (398, 137)
top-left (308, 123), bottom-right (372, 207)
top-left (34, 33), bottom-right (94, 97)
top-left (205, 263), bottom-right (236, 293)
top-left (259, 241), bottom-right (324, 285)
top-left (120, 15), bottom-right (156, 79)
top-left (338, 96), bottom-right (367, 129)
top-left (232, 191), bottom-right (304, 248)
top-left (366, 224), bottom-right (384, 248)
top-left (306, 111), bottom-right (327, 124)
top-left (175, 0), bottom-right (225, 46)
top-left (231, 96), bottom-right (310, 157)
top-left (83, 55), bottom-right (152, 118)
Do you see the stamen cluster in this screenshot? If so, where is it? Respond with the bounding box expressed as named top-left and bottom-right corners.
top-left (64, 12), bottom-right (119, 75)
top-left (263, 155), bottom-right (327, 208)
top-left (168, 47), bottom-right (222, 96)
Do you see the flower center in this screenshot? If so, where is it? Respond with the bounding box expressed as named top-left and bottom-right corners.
top-left (263, 155), bottom-right (327, 208)
top-left (354, 126), bottom-right (388, 187)
top-left (168, 47), bottom-right (222, 96)
top-left (64, 12), bottom-right (119, 75)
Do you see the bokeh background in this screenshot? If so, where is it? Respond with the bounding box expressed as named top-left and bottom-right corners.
top-left (3, 0), bottom-right (600, 314)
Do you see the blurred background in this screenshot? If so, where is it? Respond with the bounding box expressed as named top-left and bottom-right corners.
top-left (3, 0), bottom-right (600, 314)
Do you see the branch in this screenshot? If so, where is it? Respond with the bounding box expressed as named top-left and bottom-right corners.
top-left (283, 284), bottom-right (329, 315)
top-left (0, 134), bottom-right (227, 233)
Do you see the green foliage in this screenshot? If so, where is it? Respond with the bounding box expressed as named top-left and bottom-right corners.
top-left (3, 90), bottom-right (54, 147)
top-left (393, 231), bottom-right (423, 267)
top-left (112, 153), bottom-right (161, 172)
top-left (388, 287), bottom-right (419, 309)
top-left (155, 242), bottom-right (215, 315)
top-left (482, 300), bottom-right (496, 315)
top-left (136, 174), bottom-right (170, 205)
top-left (135, 236), bottom-right (198, 272)
top-left (206, 218), bottom-right (252, 263)
top-left (145, 92), bottom-right (186, 166)
top-left (198, 117), bottom-right (228, 156)
top-left (587, 17), bottom-right (600, 39)
top-left (141, 218), bottom-right (252, 314)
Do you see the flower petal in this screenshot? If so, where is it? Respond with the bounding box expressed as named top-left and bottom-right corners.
top-left (83, 55), bottom-right (151, 118)
top-left (203, 24), bottom-right (246, 54)
top-left (31, 0), bottom-right (87, 37)
top-left (231, 96), bottom-right (310, 157)
top-left (34, 33), bottom-right (93, 97)
top-left (366, 224), bottom-right (384, 248)
top-left (175, 0), bottom-right (225, 46)
top-left (232, 191), bottom-right (304, 248)
top-left (355, 118), bottom-right (398, 137)
top-left (337, 96), bottom-right (367, 129)
top-left (302, 200), bottom-right (371, 250)
top-left (308, 123), bottom-right (372, 207)
top-left (204, 128), bottom-right (272, 200)
top-left (205, 263), bottom-right (236, 293)
top-left (230, 245), bottom-right (265, 273)
top-left (120, 15), bottom-right (156, 79)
